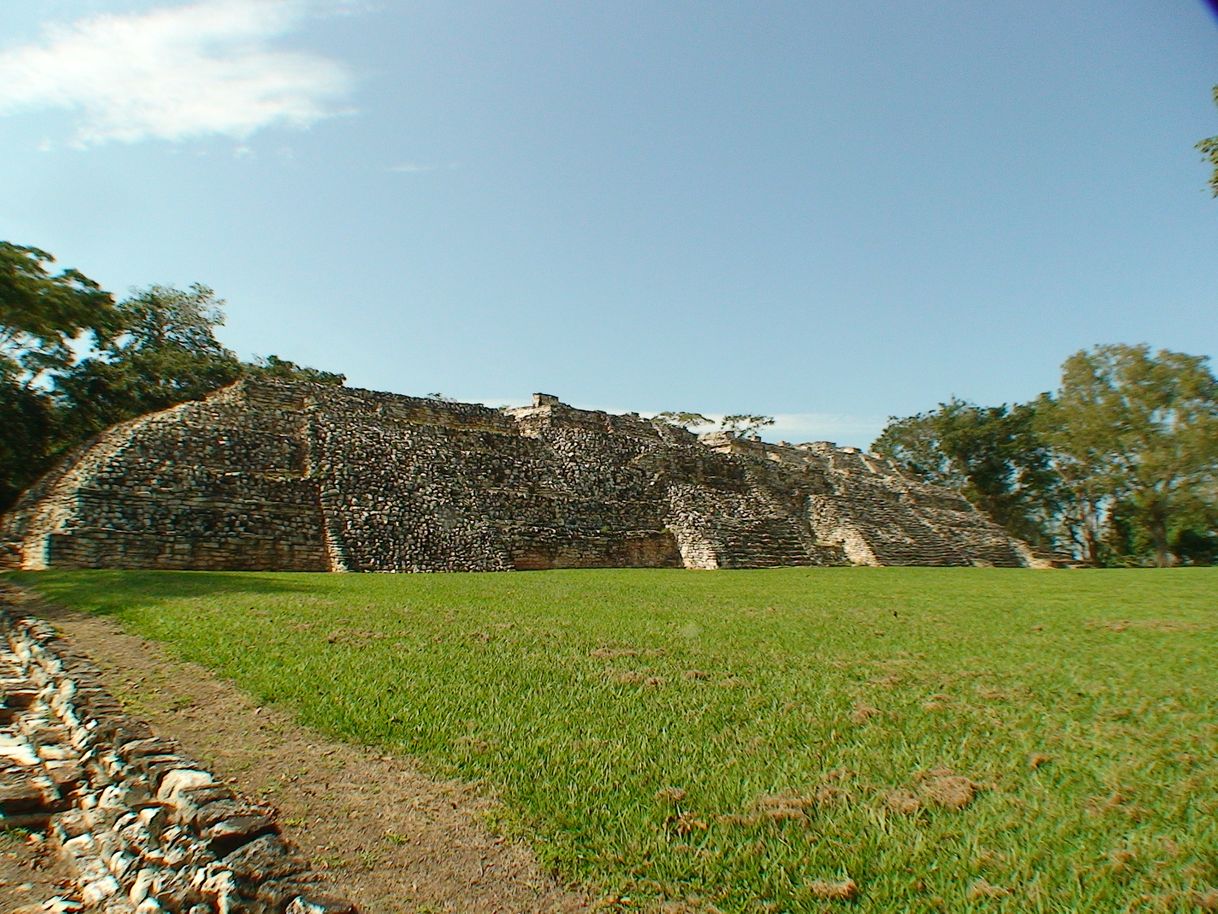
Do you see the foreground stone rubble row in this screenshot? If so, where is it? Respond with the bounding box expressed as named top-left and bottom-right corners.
top-left (0, 381), bottom-right (1041, 572)
top-left (0, 588), bottom-right (356, 913)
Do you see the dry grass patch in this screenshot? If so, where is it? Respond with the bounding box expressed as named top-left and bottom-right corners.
top-left (967, 878), bottom-right (1012, 899)
top-left (608, 670), bottom-right (665, 687)
top-left (659, 900), bottom-right (724, 914)
top-left (669, 811), bottom-right (709, 835)
top-left (719, 784), bottom-right (852, 828)
top-left (917, 769), bottom-right (983, 810)
top-left (807, 879), bottom-right (858, 901)
top-left (850, 702), bottom-right (882, 724)
top-left (885, 769), bottom-right (984, 814)
top-left (884, 789), bottom-right (922, 815)
top-left (1191, 889), bottom-right (1218, 911)
top-left (867, 672), bottom-right (902, 688)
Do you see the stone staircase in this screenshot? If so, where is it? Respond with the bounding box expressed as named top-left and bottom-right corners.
top-left (714, 517), bottom-right (821, 568)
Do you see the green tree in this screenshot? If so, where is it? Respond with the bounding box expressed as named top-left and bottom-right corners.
top-left (0, 383), bottom-right (59, 510)
top-left (873, 398), bottom-right (1060, 545)
top-left (1, 243), bottom-right (351, 511)
top-left (1198, 86), bottom-right (1218, 197)
top-left (1038, 344), bottom-right (1218, 567)
top-left (872, 408), bottom-right (959, 487)
top-left (0, 243), bottom-right (118, 509)
top-left (720, 414), bottom-right (775, 438)
top-left (247, 354), bottom-right (345, 386)
top-left (654, 410), bottom-right (712, 429)
top-left (57, 284), bottom-right (244, 437)
top-left (0, 242), bottom-right (117, 387)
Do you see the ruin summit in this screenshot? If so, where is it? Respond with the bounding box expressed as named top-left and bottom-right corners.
top-left (0, 380), bottom-right (1041, 572)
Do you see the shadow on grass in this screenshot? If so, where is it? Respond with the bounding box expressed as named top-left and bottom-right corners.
top-left (3, 569), bottom-right (327, 617)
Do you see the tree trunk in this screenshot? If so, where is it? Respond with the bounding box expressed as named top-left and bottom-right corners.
top-left (1149, 509), bottom-right (1171, 568)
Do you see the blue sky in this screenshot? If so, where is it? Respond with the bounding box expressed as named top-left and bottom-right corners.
top-left (3, 1), bottom-right (1216, 447)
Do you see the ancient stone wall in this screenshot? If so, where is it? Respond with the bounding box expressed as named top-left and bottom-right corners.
top-left (0, 381), bottom-right (1034, 571)
top-left (0, 588), bottom-right (356, 913)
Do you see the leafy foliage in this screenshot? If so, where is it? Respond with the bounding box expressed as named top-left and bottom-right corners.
top-left (1037, 344), bottom-right (1218, 566)
top-left (876, 345), bottom-right (1218, 565)
top-left (873, 399), bottom-right (1059, 545)
top-left (1198, 86), bottom-right (1218, 197)
top-left (0, 382), bottom-right (59, 509)
top-left (654, 410), bottom-right (712, 429)
top-left (0, 242), bottom-right (117, 387)
top-left (0, 244), bottom-right (120, 507)
top-left (245, 354), bottom-right (345, 386)
top-left (0, 242), bottom-right (344, 511)
top-left (56, 284), bottom-right (244, 437)
top-left (720, 414), bottom-right (775, 438)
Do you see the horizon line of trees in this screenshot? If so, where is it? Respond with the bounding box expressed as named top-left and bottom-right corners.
top-left (1, 241), bottom-right (344, 511)
top-left (871, 344), bottom-right (1218, 568)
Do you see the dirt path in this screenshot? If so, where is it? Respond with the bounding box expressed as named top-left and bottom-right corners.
top-left (22, 596), bottom-right (592, 914)
top-left (0, 829), bottom-right (74, 914)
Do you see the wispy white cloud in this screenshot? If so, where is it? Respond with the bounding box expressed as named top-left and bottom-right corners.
top-left (768, 412), bottom-right (886, 449)
top-left (388, 162), bottom-right (438, 174)
top-left (0, 0), bottom-right (355, 146)
top-left (330, 0), bottom-right (383, 15)
top-left (387, 160), bottom-right (460, 174)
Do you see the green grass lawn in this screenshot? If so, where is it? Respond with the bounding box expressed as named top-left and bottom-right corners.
top-left (10, 567), bottom-right (1218, 913)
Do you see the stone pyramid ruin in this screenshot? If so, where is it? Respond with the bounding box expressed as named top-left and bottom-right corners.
top-left (0, 380), bottom-right (1038, 572)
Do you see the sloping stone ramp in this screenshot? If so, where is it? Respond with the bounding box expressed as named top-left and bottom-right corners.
top-left (0, 595), bottom-right (356, 914)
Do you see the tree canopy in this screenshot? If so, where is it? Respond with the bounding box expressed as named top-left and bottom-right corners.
top-left (0, 242), bottom-right (118, 387)
top-left (872, 398), bottom-right (1059, 546)
top-left (247, 355), bottom-right (346, 387)
top-left (1037, 344), bottom-right (1218, 567)
top-left (654, 411), bottom-right (712, 429)
top-left (720, 414), bottom-right (775, 438)
top-left (875, 345), bottom-right (1218, 566)
top-left (0, 242), bottom-right (344, 512)
top-left (56, 284), bottom-right (244, 437)
top-left (1198, 86), bottom-right (1218, 197)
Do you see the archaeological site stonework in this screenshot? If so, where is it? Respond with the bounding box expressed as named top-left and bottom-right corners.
top-left (0, 380), bottom-right (1039, 572)
top-left (0, 584), bottom-right (357, 913)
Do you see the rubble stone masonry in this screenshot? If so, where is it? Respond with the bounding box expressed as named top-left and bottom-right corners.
top-left (0, 585), bottom-right (356, 913)
top-left (0, 380), bottom-right (1036, 572)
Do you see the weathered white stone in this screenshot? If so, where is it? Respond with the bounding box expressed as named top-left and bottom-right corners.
top-left (108, 849), bottom-right (139, 881)
top-left (61, 833), bottom-right (98, 860)
top-left (0, 733), bottom-right (40, 765)
top-left (157, 768), bottom-right (214, 803)
top-left (100, 786), bottom-right (132, 810)
top-left (128, 867), bottom-right (156, 904)
top-left (81, 873), bottom-right (121, 905)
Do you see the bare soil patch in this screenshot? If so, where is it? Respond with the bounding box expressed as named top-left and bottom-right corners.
top-left (0, 830), bottom-right (74, 914)
top-left (25, 598), bottom-right (592, 914)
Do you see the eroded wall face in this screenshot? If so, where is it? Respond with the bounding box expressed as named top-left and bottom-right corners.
top-left (307, 390), bottom-right (685, 571)
top-left (4, 385), bottom-right (330, 572)
top-left (0, 380), bottom-right (1031, 572)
